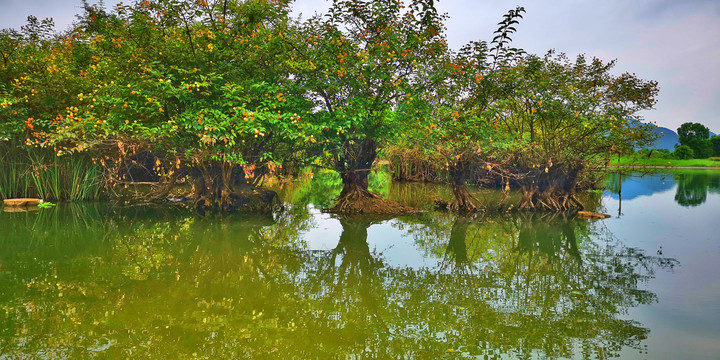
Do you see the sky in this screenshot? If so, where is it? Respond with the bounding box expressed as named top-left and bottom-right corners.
top-left (2, 0), bottom-right (719, 133)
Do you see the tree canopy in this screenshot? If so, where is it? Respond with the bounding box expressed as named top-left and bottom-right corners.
top-left (677, 122), bottom-right (712, 159)
top-left (0, 0), bottom-right (660, 213)
top-left (287, 0), bottom-right (448, 212)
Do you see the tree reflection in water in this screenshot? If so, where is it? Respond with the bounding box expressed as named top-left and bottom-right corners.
top-left (674, 172), bottom-right (720, 207)
top-left (604, 171), bottom-right (720, 208)
top-left (404, 212), bottom-right (679, 358)
top-left (0, 205), bottom-right (679, 359)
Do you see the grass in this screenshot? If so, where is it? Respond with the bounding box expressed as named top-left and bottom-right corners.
top-left (0, 146), bottom-right (103, 201)
top-left (0, 161), bottom-right (32, 199)
top-left (611, 155), bottom-right (720, 168)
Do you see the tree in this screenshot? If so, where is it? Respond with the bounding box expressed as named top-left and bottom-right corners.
top-left (40, 0), bottom-right (312, 211)
top-left (394, 7), bottom-right (525, 213)
top-left (289, 0), bottom-right (446, 213)
top-left (709, 135), bottom-right (720, 157)
top-left (397, 8), bottom-right (658, 212)
top-left (0, 16), bottom-right (73, 146)
top-left (677, 122), bottom-right (712, 158)
top-left (493, 52), bottom-right (659, 210)
top-left (673, 144), bottom-right (694, 160)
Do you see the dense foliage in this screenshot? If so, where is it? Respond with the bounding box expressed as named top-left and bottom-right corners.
top-left (0, 0), bottom-right (660, 213)
top-left (677, 122), bottom-right (713, 159)
top-left (711, 135), bottom-right (720, 157)
top-left (400, 7), bottom-right (658, 211)
top-left (287, 0), bottom-right (447, 212)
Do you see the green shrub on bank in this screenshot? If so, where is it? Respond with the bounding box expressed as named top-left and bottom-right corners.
top-left (673, 145), bottom-right (695, 160)
top-left (636, 148), bottom-right (673, 160)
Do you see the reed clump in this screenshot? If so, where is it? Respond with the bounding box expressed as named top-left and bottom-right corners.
top-left (0, 145), bottom-right (103, 201)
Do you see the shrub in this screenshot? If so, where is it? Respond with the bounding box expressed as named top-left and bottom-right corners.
top-left (673, 145), bottom-right (695, 160)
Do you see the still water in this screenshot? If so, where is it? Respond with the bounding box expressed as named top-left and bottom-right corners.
top-left (0, 171), bottom-right (718, 359)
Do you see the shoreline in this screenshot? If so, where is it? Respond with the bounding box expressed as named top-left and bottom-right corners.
top-left (609, 165), bottom-right (720, 170)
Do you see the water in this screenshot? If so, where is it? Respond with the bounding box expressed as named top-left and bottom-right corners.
top-left (0, 171), bottom-right (718, 359)
top-left (603, 171), bottom-right (720, 359)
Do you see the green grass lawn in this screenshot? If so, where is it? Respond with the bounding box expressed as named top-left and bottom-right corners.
top-left (611, 156), bottom-right (720, 168)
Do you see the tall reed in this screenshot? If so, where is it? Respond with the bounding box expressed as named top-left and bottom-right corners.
top-left (0, 145), bottom-right (103, 201)
top-left (0, 161), bottom-right (32, 199)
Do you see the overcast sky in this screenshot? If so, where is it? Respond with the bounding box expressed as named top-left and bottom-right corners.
top-left (2, 0), bottom-right (719, 133)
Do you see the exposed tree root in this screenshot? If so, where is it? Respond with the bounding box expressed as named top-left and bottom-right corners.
top-left (519, 186), bottom-right (585, 211)
top-left (450, 184), bottom-right (482, 214)
top-left (386, 147), bottom-right (446, 183)
top-left (327, 185), bottom-right (415, 214)
top-left (513, 162), bottom-right (586, 211)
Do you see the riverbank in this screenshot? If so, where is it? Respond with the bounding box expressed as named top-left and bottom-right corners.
top-left (611, 156), bottom-right (720, 168)
top-left (610, 165), bottom-right (720, 170)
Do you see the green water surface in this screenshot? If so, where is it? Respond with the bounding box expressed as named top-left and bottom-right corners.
top-left (0, 171), bottom-right (718, 359)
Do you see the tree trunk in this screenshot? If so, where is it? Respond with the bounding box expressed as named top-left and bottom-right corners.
top-left (332, 139), bottom-right (379, 211)
top-left (192, 160), bottom-right (250, 212)
top-left (329, 138), bottom-right (414, 214)
top-left (449, 160), bottom-right (479, 213)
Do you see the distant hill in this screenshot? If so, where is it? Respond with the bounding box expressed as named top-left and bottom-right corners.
top-left (650, 126), bottom-right (679, 151)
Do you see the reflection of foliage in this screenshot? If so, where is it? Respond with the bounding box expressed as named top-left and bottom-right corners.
top-left (0, 205), bottom-right (311, 359)
top-left (404, 211), bottom-right (679, 358)
top-left (674, 172), bottom-right (720, 207)
top-left (275, 169), bottom-right (392, 208)
top-left (603, 173), bottom-right (624, 194)
top-left (0, 204), bottom-right (678, 359)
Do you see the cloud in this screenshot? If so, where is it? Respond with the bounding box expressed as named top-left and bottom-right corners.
top-left (2, 0), bottom-right (719, 131)
top-left (614, 13), bottom-right (720, 131)
top-left (0, 0), bottom-right (84, 32)
top-left (437, 0), bottom-right (720, 131)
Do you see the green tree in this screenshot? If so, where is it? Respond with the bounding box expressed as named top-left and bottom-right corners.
top-left (0, 16), bottom-right (76, 146)
top-left (677, 122), bottom-right (712, 158)
top-left (289, 0), bottom-right (446, 213)
top-left (710, 135), bottom-right (720, 156)
top-left (673, 144), bottom-right (694, 160)
top-left (40, 0), bottom-right (312, 210)
top-left (394, 7), bottom-right (525, 213)
top-left (494, 53), bottom-right (659, 210)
